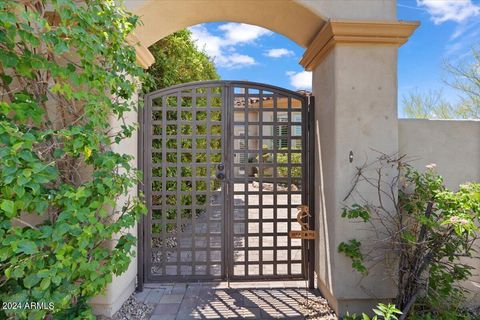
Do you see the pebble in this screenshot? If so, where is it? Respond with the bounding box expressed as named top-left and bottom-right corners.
top-left (101, 296), bottom-right (154, 320)
top-left (298, 296), bottom-right (338, 320)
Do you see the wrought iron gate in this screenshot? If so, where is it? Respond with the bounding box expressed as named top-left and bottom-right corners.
top-left (139, 81), bottom-right (314, 283)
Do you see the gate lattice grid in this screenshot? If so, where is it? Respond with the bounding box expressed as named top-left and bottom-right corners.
top-left (141, 81), bottom-right (313, 283)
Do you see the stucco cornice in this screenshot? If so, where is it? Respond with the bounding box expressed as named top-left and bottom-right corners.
top-left (300, 20), bottom-right (419, 71)
top-left (127, 34), bottom-right (155, 69)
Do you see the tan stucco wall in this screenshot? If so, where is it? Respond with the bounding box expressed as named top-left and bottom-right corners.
top-left (399, 119), bottom-right (480, 305)
top-left (299, 0), bottom-right (396, 21)
top-left (313, 43), bottom-right (399, 315)
top-left (126, 0), bottom-right (325, 48)
top-left (399, 119), bottom-right (480, 189)
top-left (90, 94), bottom-right (139, 317)
top-left (125, 0), bottom-right (396, 50)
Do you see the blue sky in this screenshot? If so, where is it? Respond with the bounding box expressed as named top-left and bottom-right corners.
top-left (189, 0), bottom-right (480, 116)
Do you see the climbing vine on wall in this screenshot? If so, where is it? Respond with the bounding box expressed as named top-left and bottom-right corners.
top-left (0, 0), bottom-right (147, 318)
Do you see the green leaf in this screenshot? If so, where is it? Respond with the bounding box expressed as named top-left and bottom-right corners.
top-left (12, 142), bottom-right (23, 151)
top-left (18, 241), bottom-right (38, 254)
top-left (0, 49), bottom-right (18, 67)
top-left (23, 168), bottom-right (32, 177)
top-left (39, 277), bottom-right (50, 290)
top-left (1, 199), bottom-right (15, 217)
top-left (23, 273), bottom-right (40, 288)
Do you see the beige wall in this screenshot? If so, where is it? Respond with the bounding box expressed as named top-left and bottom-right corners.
top-left (126, 0), bottom-right (325, 48)
top-left (91, 93), bottom-right (140, 317)
top-left (399, 119), bottom-right (480, 189)
top-left (313, 44), bottom-right (399, 315)
top-left (399, 119), bottom-right (480, 306)
top-left (299, 0), bottom-right (396, 21)
top-left (125, 0), bottom-right (397, 50)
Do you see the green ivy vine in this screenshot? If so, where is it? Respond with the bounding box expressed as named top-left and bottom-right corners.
top-left (0, 0), bottom-right (147, 318)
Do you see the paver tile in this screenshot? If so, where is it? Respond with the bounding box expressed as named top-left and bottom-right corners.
top-left (153, 303), bottom-right (181, 315)
top-left (145, 289), bottom-right (165, 304)
top-left (149, 315), bottom-right (176, 320)
top-left (159, 293), bottom-right (185, 304)
top-left (134, 289), bottom-right (151, 302)
top-left (146, 281), bottom-right (329, 320)
top-left (171, 287), bottom-right (187, 295)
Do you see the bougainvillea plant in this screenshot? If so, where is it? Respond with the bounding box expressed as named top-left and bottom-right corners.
top-left (0, 0), bottom-right (147, 318)
top-left (338, 156), bottom-right (480, 319)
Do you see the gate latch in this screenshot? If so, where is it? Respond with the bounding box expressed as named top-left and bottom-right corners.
top-left (288, 205), bottom-right (316, 239)
top-left (216, 163), bottom-right (225, 180)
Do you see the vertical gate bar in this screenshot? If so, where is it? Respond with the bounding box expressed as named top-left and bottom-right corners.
top-left (258, 91), bottom-right (264, 277)
top-left (145, 94), bottom-right (154, 281)
top-left (308, 96), bottom-right (316, 289)
top-left (205, 87), bottom-right (211, 277)
top-left (192, 90), bottom-right (199, 277)
top-left (286, 96), bottom-right (292, 276)
top-left (161, 95), bottom-right (167, 277)
top-left (192, 90), bottom-right (200, 278)
top-left (272, 93), bottom-right (278, 276)
top-left (224, 83), bottom-right (230, 281)
top-left (137, 94), bottom-right (145, 291)
top-left (243, 87), bottom-right (249, 277)
top-left (301, 95), bottom-right (308, 280)
top-left (176, 91), bottom-right (181, 276)
top-left (192, 90), bottom-right (197, 275)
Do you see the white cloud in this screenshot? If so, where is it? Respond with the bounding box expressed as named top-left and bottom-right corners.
top-left (417, 0), bottom-right (480, 24)
top-left (264, 48), bottom-right (294, 58)
top-left (189, 23), bottom-right (271, 69)
top-left (222, 53), bottom-right (257, 68)
top-left (218, 23), bottom-right (272, 45)
top-left (189, 25), bottom-right (223, 58)
top-left (286, 71), bottom-right (312, 90)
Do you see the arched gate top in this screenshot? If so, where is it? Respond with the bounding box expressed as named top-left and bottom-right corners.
top-left (144, 80), bottom-right (309, 101)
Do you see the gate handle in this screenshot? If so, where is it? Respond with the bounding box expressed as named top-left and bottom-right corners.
top-left (216, 172), bottom-right (225, 180)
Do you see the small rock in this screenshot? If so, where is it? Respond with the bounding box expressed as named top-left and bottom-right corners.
top-left (298, 296), bottom-right (337, 320)
top-left (111, 296), bottom-right (154, 320)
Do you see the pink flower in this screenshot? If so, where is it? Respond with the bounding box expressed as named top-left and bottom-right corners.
top-left (449, 216), bottom-right (469, 225)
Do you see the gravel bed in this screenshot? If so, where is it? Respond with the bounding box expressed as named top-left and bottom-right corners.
top-left (106, 296), bottom-right (154, 320)
top-left (298, 295), bottom-right (338, 320)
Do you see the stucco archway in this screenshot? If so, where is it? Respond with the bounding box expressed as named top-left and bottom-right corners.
top-left (92, 1), bottom-right (420, 317)
top-left (128, 0), bottom-right (326, 49)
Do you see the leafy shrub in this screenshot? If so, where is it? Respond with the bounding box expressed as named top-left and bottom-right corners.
top-left (408, 307), bottom-right (480, 320)
top-left (344, 303), bottom-right (402, 320)
top-left (0, 0), bottom-right (147, 318)
top-left (338, 156), bottom-right (480, 319)
top-left (147, 29), bottom-right (219, 90)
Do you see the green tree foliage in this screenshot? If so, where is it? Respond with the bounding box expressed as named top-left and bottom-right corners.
top-left (402, 90), bottom-right (458, 119)
top-left (0, 0), bottom-right (147, 318)
top-left (403, 47), bottom-right (479, 119)
top-left (147, 29), bottom-right (219, 90)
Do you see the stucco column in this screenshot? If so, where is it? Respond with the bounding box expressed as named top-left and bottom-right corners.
top-left (301, 20), bottom-right (418, 315)
top-left (90, 93), bottom-right (140, 317)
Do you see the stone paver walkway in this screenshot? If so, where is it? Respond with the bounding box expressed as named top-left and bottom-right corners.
top-left (134, 281), bottom-right (321, 320)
